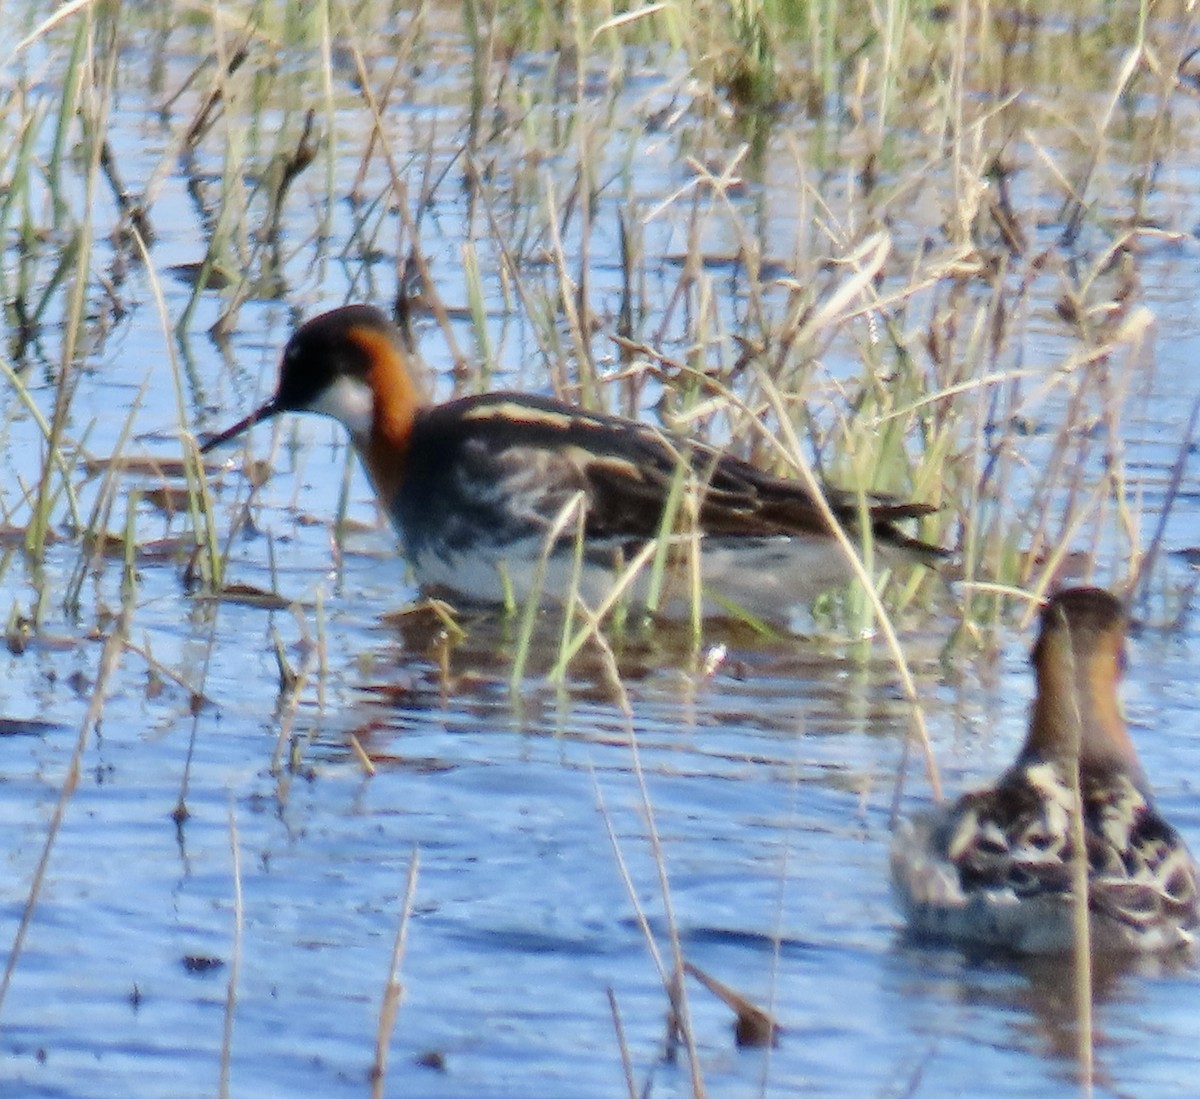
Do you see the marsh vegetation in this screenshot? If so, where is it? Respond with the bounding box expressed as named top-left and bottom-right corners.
top-left (2, 1), bottom-right (1200, 1096)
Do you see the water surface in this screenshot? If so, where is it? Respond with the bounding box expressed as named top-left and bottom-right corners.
top-left (4, 6), bottom-right (1200, 1097)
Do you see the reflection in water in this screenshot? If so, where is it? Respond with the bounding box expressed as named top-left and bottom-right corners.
top-left (1013, 950), bottom-right (1194, 1076)
top-left (309, 598), bottom-right (941, 785)
top-left (886, 938), bottom-right (1196, 1093)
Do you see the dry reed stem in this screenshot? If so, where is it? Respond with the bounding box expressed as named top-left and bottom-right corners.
top-left (509, 490), bottom-right (587, 691)
top-left (269, 635), bottom-right (318, 777)
top-left (592, 729), bottom-right (711, 1097)
top-left (0, 358), bottom-right (84, 533)
top-left (1054, 599), bottom-right (1095, 1093)
top-left (755, 368), bottom-right (943, 802)
top-left (552, 543), bottom-right (658, 677)
top-left (2, 5), bottom-right (1194, 1091)
top-left (348, 733), bottom-right (376, 777)
top-left (1130, 396), bottom-right (1200, 606)
top-left (218, 801), bottom-right (244, 1099)
top-left (370, 847), bottom-right (420, 1099)
top-left (683, 961), bottom-right (777, 1047)
top-left (314, 585), bottom-right (329, 712)
top-left (619, 709), bottom-right (706, 1096)
top-left (337, 17), bottom-right (466, 370)
top-left (172, 594), bottom-right (233, 823)
top-left (121, 636), bottom-right (213, 708)
top-left (592, 773), bottom-right (668, 986)
top-left (606, 985), bottom-right (639, 1099)
top-left (4, 0), bottom-right (98, 61)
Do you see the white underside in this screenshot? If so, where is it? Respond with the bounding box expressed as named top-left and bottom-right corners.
top-left (408, 534), bottom-right (886, 621)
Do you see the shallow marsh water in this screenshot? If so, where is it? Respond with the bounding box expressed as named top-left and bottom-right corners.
top-left (4, 5), bottom-right (1200, 1098)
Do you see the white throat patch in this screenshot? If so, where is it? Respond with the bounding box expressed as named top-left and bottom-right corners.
top-left (307, 375), bottom-right (375, 443)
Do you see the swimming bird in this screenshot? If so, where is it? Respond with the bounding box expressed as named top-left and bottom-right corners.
top-left (891, 587), bottom-right (1199, 953)
top-left (201, 304), bottom-right (944, 617)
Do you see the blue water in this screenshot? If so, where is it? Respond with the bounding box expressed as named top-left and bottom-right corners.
top-left (4, 6), bottom-right (1200, 1098)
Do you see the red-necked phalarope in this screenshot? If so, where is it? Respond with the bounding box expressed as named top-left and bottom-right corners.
top-left (202, 304), bottom-right (946, 616)
top-left (892, 587), bottom-right (1198, 953)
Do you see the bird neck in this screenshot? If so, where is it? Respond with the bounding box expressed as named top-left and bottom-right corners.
top-left (354, 325), bottom-right (425, 509)
top-left (1022, 634), bottom-right (1142, 783)
top-left (360, 327), bottom-right (423, 443)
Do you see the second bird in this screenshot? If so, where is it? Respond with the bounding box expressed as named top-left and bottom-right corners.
top-left (202, 304), bottom-right (944, 617)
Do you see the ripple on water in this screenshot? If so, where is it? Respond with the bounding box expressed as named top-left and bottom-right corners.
top-left (5, 5), bottom-right (1200, 1096)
